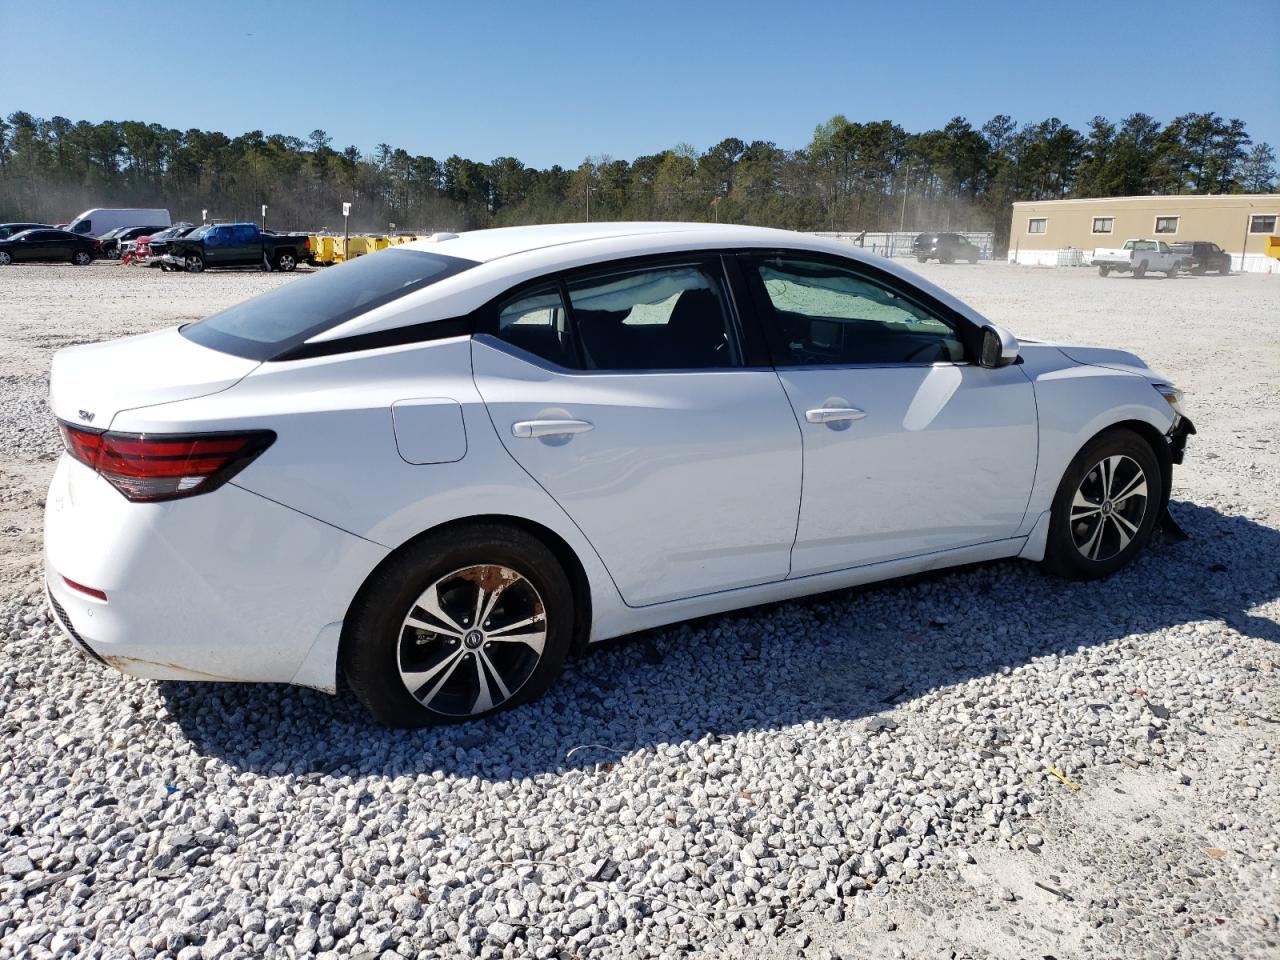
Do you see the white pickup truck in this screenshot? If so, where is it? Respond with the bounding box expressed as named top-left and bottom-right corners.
top-left (1093, 239), bottom-right (1184, 278)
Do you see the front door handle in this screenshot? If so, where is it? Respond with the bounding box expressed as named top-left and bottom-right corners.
top-left (805, 407), bottom-right (866, 424)
top-left (511, 419), bottom-right (594, 439)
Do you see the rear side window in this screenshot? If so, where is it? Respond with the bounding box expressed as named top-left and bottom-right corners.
top-left (566, 262), bottom-right (737, 370)
top-left (181, 249), bottom-right (477, 360)
top-left (495, 284), bottom-right (577, 368)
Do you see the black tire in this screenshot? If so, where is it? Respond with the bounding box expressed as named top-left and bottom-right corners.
top-left (1192, 264), bottom-right (1206, 276)
top-left (71, 250), bottom-right (91, 266)
top-left (1133, 261), bottom-right (1147, 278)
top-left (1043, 428), bottom-right (1163, 581)
top-left (1165, 266), bottom-right (1178, 278)
top-left (342, 523), bottom-right (575, 728)
top-left (275, 251), bottom-right (297, 272)
top-left (0, 251), bottom-right (12, 266)
top-left (1098, 264), bottom-right (1110, 277)
top-left (184, 254), bottom-right (204, 273)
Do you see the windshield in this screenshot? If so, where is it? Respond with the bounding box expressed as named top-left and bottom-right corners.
top-left (180, 248), bottom-right (478, 360)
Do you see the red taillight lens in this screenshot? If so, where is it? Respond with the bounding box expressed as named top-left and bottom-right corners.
top-left (63, 577), bottom-right (107, 601)
top-left (59, 422), bottom-right (275, 502)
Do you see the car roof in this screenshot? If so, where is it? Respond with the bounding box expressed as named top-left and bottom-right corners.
top-left (309, 222), bottom-right (995, 346)
top-left (397, 222), bottom-right (789, 262)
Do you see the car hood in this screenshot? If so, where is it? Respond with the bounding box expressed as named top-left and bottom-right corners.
top-left (49, 327), bottom-right (260, 430)
top-left (1018, 340), bottom-right (1164, 382)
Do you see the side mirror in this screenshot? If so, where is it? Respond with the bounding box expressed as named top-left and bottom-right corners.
top-left (979, 324), bottom-right (1019, 368)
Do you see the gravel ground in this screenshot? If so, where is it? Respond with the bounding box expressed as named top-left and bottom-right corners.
top-left (1, 259), bottom-right (1277, 960)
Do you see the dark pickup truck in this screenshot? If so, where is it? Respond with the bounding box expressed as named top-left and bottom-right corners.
top-left (161, 222), bottom-right (311, 273)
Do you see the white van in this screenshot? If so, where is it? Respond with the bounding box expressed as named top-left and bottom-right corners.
top-left (66, 208), bottom-right (171, 238)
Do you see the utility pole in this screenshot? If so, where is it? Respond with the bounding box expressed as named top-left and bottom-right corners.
top-left (899, 164), bottom-right (911, 232)
top-left (261, 204), bottom-right (268, 232)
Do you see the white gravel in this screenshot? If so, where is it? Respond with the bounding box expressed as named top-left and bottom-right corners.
top-left (1, 260), bottom-right (1277, 959)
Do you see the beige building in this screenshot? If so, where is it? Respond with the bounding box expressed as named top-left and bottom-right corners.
top-left (1009, 194), bottom-right (1280, 273)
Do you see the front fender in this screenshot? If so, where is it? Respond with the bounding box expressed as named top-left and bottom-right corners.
top-left (1016, 345), bottom-right (1176, 533)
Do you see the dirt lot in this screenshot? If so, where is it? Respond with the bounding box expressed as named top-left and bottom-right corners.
top-left (0, 258), bottom-right (1277, 960)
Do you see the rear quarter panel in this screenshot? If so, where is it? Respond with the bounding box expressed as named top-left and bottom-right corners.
top-left (108, 338), bottom-right (630, 640)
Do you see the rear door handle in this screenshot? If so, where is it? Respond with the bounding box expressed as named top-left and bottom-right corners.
top-left (511, 419), bottom-right (595, 439)
top-left (805, 407), bottom-right (866, 424)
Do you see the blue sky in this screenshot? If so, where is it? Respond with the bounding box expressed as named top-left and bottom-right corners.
top-left (6, 0), bottom-right (1277, 167)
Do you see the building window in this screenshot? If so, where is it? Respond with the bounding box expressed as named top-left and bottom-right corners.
top-left (1154, 216), bottom-right (1179, 235)
top-left (1027, 218), bottom-right (1047, 235)
top-left (1249, 214), bottom-right (1277, 234)
top-left (1092, 217), bottom-right (1114, 234)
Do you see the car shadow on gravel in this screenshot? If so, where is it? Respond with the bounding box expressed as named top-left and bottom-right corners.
top-left (160, 499), bottom-right (1280, 780)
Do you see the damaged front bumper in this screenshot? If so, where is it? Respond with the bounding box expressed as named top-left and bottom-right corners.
top-left (1168, 415), bottom-right (1195, 464)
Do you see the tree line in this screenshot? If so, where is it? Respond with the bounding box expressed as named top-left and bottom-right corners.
top-left (0, 108), bottom-right (1274, 253)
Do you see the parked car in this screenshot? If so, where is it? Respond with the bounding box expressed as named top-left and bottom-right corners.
top-left (0, 222), bottom-right (54, 240)
top-left (135, 223), bottom-right (197, 265)
top-left (1170, 241), bottom-right (1231, 275)
top-left (160, 222), bottom-right (311, 272)
top-left (65, 208), bottom-right (171, 239)
top-left (0, 228), bottom-right (98, 266)
top-left (913, 232), bottom-right (980, 264)
top-left (45, 223), bottom-right (1194, 727)
top-left (98, 225), bottom-right (169, 260)
top-left (1093, 239), bottom-right (1183, 278)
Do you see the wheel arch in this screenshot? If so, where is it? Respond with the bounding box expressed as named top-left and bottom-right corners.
top-left (337, 513), bottom-right (594, 670)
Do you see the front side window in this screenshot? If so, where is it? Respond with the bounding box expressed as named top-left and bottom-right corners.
top-left (1092, 217), bottom-right (1113, 234)
top-left (565, 262), bottom-right (737, 370)
top-left (181, 248), bottom-right (477, 360)
top-left (1154, 216), bottom-right (1179, 234)
top-left (750, 257), bottom-right (964, 366)
top-left (1027, 218), bottom-right (1047, 234)
top-left (494, 284), bottom-right (577, 368)
top-left (1250, 214), bottom-right (1277, 234)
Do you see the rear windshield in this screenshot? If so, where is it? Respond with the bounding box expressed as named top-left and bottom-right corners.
top-left (180, 249), bottom-right (478, 360)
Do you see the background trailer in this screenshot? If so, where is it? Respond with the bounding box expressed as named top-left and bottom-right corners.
top-left (1009, 194), bottom-right (1280, 273)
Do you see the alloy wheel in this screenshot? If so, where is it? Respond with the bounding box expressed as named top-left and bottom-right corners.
top-left (0, 252), bottom-right (11, 265)
top-left (1070, 454), bottom-right (1149, 562)
top-left (397, 564), bottom-right (547, 717)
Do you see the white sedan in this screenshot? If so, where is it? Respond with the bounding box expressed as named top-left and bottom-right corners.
top-left (44, 223), bottom-right (1194, 726)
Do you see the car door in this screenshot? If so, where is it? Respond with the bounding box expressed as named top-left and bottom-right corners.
top-left (26, 231), bottom-right (68, 262)
top-left (229, 224), bottom-right (261, 265)
top-left (738, 252), bottom-right (1038, 578)
top-left (201, 226), bottom-right (230, 265)
top-left (471, 255), bottom-right (803, 607)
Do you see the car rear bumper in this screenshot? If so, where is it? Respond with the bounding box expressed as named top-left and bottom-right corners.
top-left (43, 455), bottom-right (387, 687)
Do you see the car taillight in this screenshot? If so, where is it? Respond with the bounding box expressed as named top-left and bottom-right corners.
top-left (58, 422), bottom-right (275, 502)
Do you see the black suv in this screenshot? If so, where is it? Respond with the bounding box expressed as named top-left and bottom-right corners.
top-left (913, 232), bottom-right (980, 264)
top-left (1170, 241), bottom-right (1230, 276)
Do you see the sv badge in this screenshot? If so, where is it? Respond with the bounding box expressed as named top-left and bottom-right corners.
top-left (78, 410), bottom-right (96, 423)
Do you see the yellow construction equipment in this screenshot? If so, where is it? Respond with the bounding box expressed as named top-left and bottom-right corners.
top-left (1264, 235), bottom-right (1280, 261)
